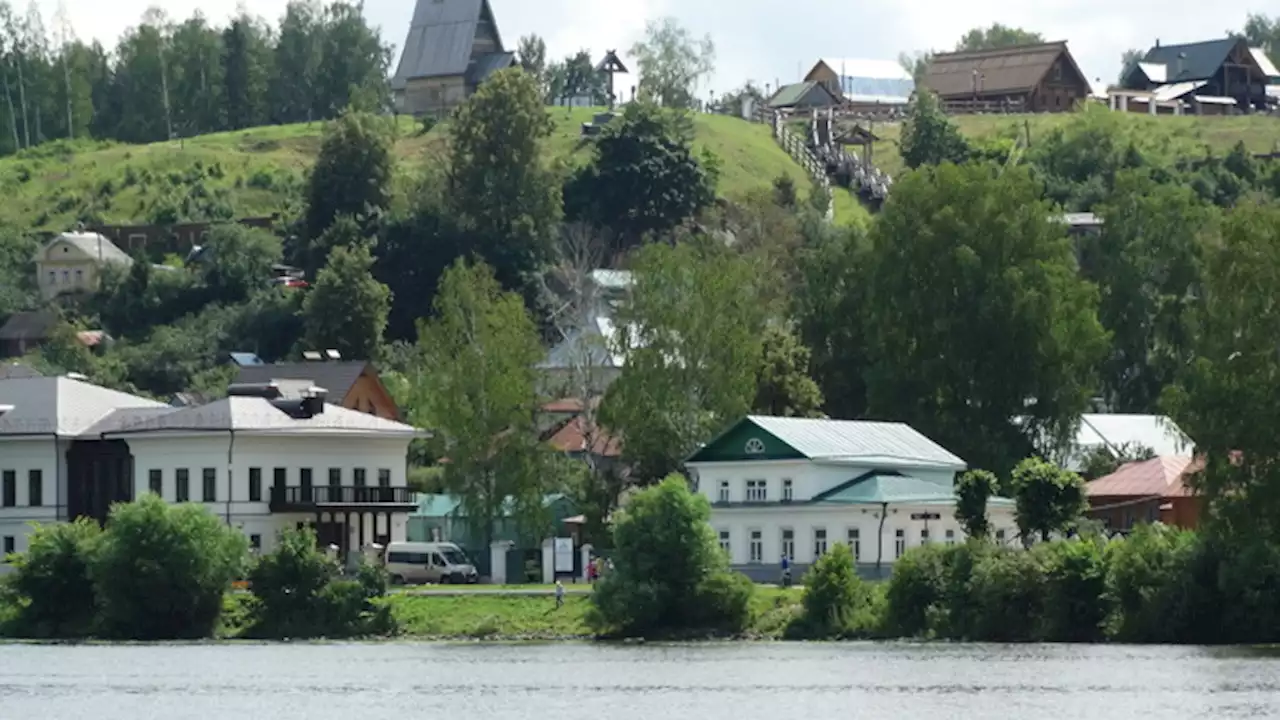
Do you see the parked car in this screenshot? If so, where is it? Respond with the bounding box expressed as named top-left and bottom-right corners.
top-left (383, 541), bottom-right (479, 585)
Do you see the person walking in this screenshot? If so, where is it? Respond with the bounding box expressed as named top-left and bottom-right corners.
top-left (555, 580), bottom-right (565, 609)
top-left (780, 553), bottom-right (792, 587)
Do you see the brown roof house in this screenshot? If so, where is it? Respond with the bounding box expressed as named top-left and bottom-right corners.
top-left (921, 41), bottom-right (1091, 112)
top-left (233, 354), bottom-right (401, 420)
top-left (1086, 456), bottom-right (1203, 532)
top-left (390, 0), bottom-right (516, 117)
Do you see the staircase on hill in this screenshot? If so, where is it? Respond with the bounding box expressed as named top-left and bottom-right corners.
top-left (756, 107), bottom-right (894, 216)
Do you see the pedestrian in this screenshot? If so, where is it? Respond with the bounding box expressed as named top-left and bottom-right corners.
top-left (587, 557), bottom-right (598, 585)
top-left (780, 553), bottom-right (791, 587)
top-left (555, 580), bottom-right (565, 609)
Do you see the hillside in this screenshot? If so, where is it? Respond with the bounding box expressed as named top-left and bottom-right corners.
top-left (865, 112), bottom-right (1280, 179)
top-left (0, 107), bottom-right (868, 233)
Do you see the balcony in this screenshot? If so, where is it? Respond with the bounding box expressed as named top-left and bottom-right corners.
top-left (269, 485), bottom-right (417, 513)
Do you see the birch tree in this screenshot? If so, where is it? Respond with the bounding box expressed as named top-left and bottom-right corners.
top-left (141, 7), bottom-right (173, 140)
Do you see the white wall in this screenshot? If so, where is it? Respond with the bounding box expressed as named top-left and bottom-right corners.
top-left (710, 503), bottom-right (1018, 567)
top-left (690, 459), bottom-right (956, 505)
top-left (0, 437), bottom-right (63, 562)
top-left (124, 433), bottom-right (412, 553)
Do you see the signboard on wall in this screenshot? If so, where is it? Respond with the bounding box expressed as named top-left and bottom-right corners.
top-left (554, 537), bottom-right (575, 573)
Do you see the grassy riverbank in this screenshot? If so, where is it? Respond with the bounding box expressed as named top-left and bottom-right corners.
top-left (201, 586), bottom-right (808, 641)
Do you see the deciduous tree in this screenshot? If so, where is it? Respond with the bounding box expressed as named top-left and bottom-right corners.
top-left (955, 469), bottom-right (999, 540)
top-left (752, 325), bottom-right (824, 418)
top-left (302, 108), bottom-right (393, 244)
top-left (1009, 457), bottom-right (1087, 542)
top-left (956, 24), bottom-right (1044, 51)
top-left (630, 17), bottom-right (715, 109)
top-left (899, 89), bottom-right (971, 169)
top-left (864, 162), bottom-right (1107, 475)
top-left (302, 239), bottom-right (390, 360)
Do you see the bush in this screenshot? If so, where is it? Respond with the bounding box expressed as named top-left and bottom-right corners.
top-left (92, 495), bottom-right (248, 640)
top-left (248, 527), bottom-right (395, 639)
top-left (3, 520), bottom-right (102, 638)
top-left (966, 548), bottom-right (1046, 641)
top-left (790, 543), bottom-right (876, 638)
top-left (1103, 523), bottom-right (1198, 642)
top-left (589, 475), bottom-right (754, 637)
top-left (1037, 538), bottom-right (1108, 642)
top-left (883, 544), bottom-right (949, 637)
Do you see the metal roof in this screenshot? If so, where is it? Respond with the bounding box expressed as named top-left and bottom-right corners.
top-left (102, 396), bottom-right (417, 436)
top-left (1136, 62), bottom-right (1167, 83)
top-left (465, 51), bottom-right (516, 85)
top-left (0, 376), bottom-right (168, 437)
top-left (812, 471), bottom-right (957, 505)
top-left (234, 361), bottom-right (372, 401)
top-left (0, 311), bottom-right (56, 340)
top-left (1063, 413), bottom-right (1194, 472)
top-left (589, 269), bottom-right (633, 290)
top-left (1139, 38), bottom-right (1239, 83)
top-left (767, 81), bottom-right (837, 108)
top-left (1152, 80), bottom-right (1206, 102)
top-left (391, 0), bottom-right (500, 87)
top-left (1251, 48), bottom-right (1280, 78)
top-left (817, 58), bottom-right (913, 81)
top-left (0, 363), bottom-right (41, 380)
top-left (43, 231), bottom-right (132, 265)
top-left (743, 415), bottom-right (966, 469)
top-left (1087, 455), bottom-right (1199, 498)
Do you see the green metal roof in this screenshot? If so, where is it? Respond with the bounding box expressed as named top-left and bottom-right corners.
top-left (767, 81), bottom-right (835, 108)
top-left (415, 494), bottom-right (462, 518)
top-left (811, 471), bottom-right (958, 505)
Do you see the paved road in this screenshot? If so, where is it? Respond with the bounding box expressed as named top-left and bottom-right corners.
top-left (393, 586), bottom-right (594, 597)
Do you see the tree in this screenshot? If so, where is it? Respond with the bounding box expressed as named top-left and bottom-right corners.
top-left (752, 325), bottom-right (824, 418)
top-left (864, 162), bottom-right (1107, 475)
top-left (516, 33), bottom-right (546, 93)
top-left (1118, 48), bottom-right (1145, 83)
top-left (546, 49), bottom-right (607, 105)
top-left (564, 102), bottom-right (717, 248)
top-left (302, 239), bottom-right (390, 361)
top-left (447, 68), bottom-right (561, 292)
top-left (629, 17), bottom-right (715, 108)
top-left (792, 543), bottom-right (873, 638)
top-left (589, 475), bottom-right (754, 637)
top-left (221, 12), bottom-right (272, 131)
top-left (312, 1), bottom-right (390, 116)
top-left (1243, 14), bottom-right (1280, 67)
top-left (1164, 202), bottom-right (1280, 540)
top-left (956, 24), bottom-right (1044, 51)
top-left (897, 50), bottom-right (932, 84)
top-left (1087, 170), bottom-right (1211, 413)
top-left (600, 238), bottom-right (768, 481)
top-left (955, 470), bottom-right (1000, 540)
top-left (3, 518), bottom-right (102, 638)
top-left (168, 12), bottom-right (225, 136)
top-left (411, 260), bottom-right (548, 550)
top-left (91, 494), bottom-right (248, 640)
top-left (303, 109), bottom-right (393, 245)
top-left (271, 0), bottom-right (322, 124)
top-left (196, 223), bottom-right (283, 305)
top-left (899, 89), bottom-right (971, 169)
top-left (1010, 457), bottom-right (1087, 542)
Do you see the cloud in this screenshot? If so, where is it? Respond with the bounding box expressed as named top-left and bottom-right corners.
top-left (36, 0), bottom-right (1272, 96)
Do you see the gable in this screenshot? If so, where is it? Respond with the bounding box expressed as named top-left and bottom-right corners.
top-left (803, 60), bottom-right (838, 85)
top-left (1042, 52), bottom-right (1088, 89)
top-left (344, 369), bottom-right (401, 420)
top-left (687, 418), bottom-right (805, 463)
top-left (42, 240), bottom-right (93, 262)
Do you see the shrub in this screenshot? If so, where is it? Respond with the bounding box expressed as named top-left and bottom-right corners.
top-left (883, 543), bottom-right (949, 637)
top-left (1103, 523), bottom-right (1198, 642)
top-left (589, 475), bottom-right (754, 637)
top-left (966, 548), bottom-right (1046, 641)
top-left (248, 527), bottom-right (395, 639)
top-left (791, 543), bottom-right (874, 638)
top-left (92, 495), bottom-right (248, 640)
top-left (1037, 538), bottom-right (1108, 642)
top-left (3, 519), bottom-right (102, 638)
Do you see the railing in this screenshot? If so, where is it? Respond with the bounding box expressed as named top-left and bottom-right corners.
top-left (941, 98), bottom-right (1027, 115)
top-left (269, 485), bottom-right (416, 511)
top-left (772, 114), bottom-right (834, 220)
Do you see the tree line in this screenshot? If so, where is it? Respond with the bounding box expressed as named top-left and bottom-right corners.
top-left (0, 0), bottom-right (389, 154)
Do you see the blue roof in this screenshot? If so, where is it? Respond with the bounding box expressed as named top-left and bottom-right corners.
top-left (812, 470), bottom-right (958, 505)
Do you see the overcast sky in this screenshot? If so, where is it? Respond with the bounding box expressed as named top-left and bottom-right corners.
top-left (40, 0), bottom-right (1270, 93)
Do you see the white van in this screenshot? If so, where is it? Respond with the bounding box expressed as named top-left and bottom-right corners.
top-left (383, 541), bottom-right (479, 585)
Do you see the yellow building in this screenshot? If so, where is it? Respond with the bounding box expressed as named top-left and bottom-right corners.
top-left (390, 0), bottom-right (516, 117)
top-left (35, 231), bottom-right (133, 300)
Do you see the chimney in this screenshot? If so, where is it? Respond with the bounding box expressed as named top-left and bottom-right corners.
top-left (301, 386), bottom-right (328, 417)
top-left (227, 382), bottom-right (282, 399)
top-left (1177, 52), bottom-right (1186, 78)
top-left (1155, 38), bottom-right (1160, 48)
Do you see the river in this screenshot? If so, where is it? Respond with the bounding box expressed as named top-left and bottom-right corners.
top-left (1, 642), bottom-right (1278, 719)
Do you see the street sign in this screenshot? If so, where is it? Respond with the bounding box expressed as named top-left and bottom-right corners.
top-left (911, 512), bottom-right (941, 521)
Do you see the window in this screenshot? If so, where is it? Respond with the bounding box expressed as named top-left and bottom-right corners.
top-left (300, 468), bottom-right (313, 500)
top-left (273, 467), bottom-right (286, 493)
top-left (176, 469), bottom-right (190, 502)
top-left (782, 478), bottom-right (793, 502)
top-left (61, 270), bottom-right (69, 283)
top-left (995, 529), bottom-right (1007, 545)
top-left (377, 469), bottom-right (391, 487)
top-left (718, 530), bottom-right (730, 554)
top-left (248, 468), bottom-right (262, 503)
top-left (74, 269), bottom-right (83, 283)
top-left (202, 468), bottom-right (216, 502)
top-left (749, 530), bottom-right (763, 564)
top-left (328, 468), bottom-right (341, 501)
top-left (249, 534), bottom-right (262, 551)
top-left (921, 528), bottom-right (930, 545)
top-left (47, 270), bottom-right (55, 285)
top-left (2, 470), bottom-right (15, 507)
top-left (354, 469), bottom-right (367, 487)
top-left (745, 479), bottom-right (767, 502)
top-left (894, 529), bottom-right (906, 558)
top-left (27, 470), bottom-right (41, 507)
top-left (149, 469), bottom-right (162, 496)
top-left (2, 536), bottom-right (12, 556)
top-left (717, 480), bottom-right (729, 503)
top-left (814, 528), bottom-right (828, 558)
top-left (780, 528), bottom-right (794, 560)
top-left (945, 529), bottom-right (956, 546)
top-left (847, 528), bottom-right (861, 561)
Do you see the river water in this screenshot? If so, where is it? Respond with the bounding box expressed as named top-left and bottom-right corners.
top-left (1, 642), bottom-right (1277, 719)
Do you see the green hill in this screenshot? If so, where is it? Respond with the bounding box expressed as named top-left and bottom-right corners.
top-left (0, 107), bottom-right (868, 234)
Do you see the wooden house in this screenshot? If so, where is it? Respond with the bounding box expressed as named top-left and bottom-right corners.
top-left (1116, 37), bottom-right (1275, 113)
top-left (390, 0), bottom-right (516, 116)
top-left (921, 41), bottom-right (1091, 112)
top-left (765, 82), bottom-right (839, 111)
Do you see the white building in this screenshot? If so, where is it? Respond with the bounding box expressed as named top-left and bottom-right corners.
top-left (0, 375), bottom-right (419, 570)
top-left (686, 415), bottom-right (1016, 580)
top-left (539, 269), bottom-right (632, 396)
top-left (35, 231), bottom-right (133, 299)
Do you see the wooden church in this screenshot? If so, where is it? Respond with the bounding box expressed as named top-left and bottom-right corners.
top-left (390, 0), bottom-right (516, 116)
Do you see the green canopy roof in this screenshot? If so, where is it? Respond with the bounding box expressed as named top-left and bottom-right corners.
top-left (812, 471), bottom-right (957, 505)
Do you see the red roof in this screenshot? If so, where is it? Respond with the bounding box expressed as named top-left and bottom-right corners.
top-left (1087, 455), bottom-right (1202, 498)
top-left (542, 398), bottom-right (586, 413)
top-left (544, 415), bottom-right (622, 457)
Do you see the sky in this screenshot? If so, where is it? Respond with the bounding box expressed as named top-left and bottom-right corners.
top-left (38, 0), bottom-right (1271, 94)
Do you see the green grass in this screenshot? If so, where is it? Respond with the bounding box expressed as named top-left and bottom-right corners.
top-left (0, 107), bottom-right (836, 232)
top-left (866, 111), bottom-right (1280, 180)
